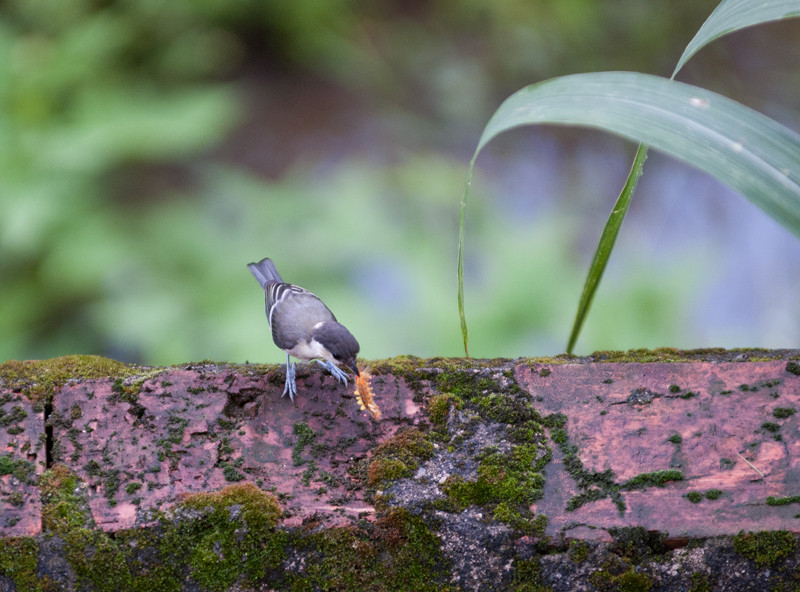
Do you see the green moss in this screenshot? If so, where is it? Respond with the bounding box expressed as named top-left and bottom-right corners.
top-left (773, 407), bottom-right (796, 419)
top-left (786, 361), bottom-right (800, 376)
top-left (561, 442), bottom-right (622, 513)
top-left (369, 356), bottom-right (514, 400)
top-left (367, 427), bottom-right (434, 487)
top-left (290, 508), bottom-right (456, 591)
top-left (42, 481), bottom-right (289, 592)
top-left (292, 422), bottom-right (318, 466)
top-left (556, 412), bottom-right (682, 515)
top-left (393, 368), bottom-right (552, 534)
top-left (368, 458), bottom-right (413, 484)
top-left (689, 572), bottom-right (712, 592)
top-left (510, 557), bottom-right (551, 592)
top-left (622, 470), bottom-right (684, 490)
top-left (608, 527), bottom-right (666, 562)
top-left (761, 421), bottom-right (781, 433)
top-left (568, 540), bottom-right (591, 563)
top-left (442, 443), bottom-right (547, 509)
top-left (586, 347), bottom-right (728, 363)
top-left (434, 371), bottom-right (500, 404)
top-left (583, 348), bottom-right (796, 364)
top-left (0, 355), bottom-right (140, 407)
top-left (165, 416), bottom-right (189, 443)
top-left (0, 453), bottom-right (36, 484)
top-left (704, 489), bottom-right (723, 500)
top-left (104, 469), bottom-right (121, 503)
top-left (62, 528), bottom-right (140, 592)
top-left (439, 440), bottom-right (549, 534)
top-left (492, 503), bottom-right (548, 536)
top-left (221, 462), bottom-right (245, 482)
top-left (40, 465), bottom-right (93, 534)
top-left (767, 495), bottom-right (800, 506)
top-left (542, 413), bottom-right (567, 429)
top-left (368, 354), bottom-right (426, 376)
top-left (667, 433), bottom-right (682, 444)
top-left (5, 491), bottom-right (24, 506)
top-left (125, 482), bottom-right (143, 495)
top-left (686, 492), bottom-right (703, 503)
top-left (732, 530), bottom-right (798, 567)
top-left (475, 393), bottom-right (543, 425)
top-left (588, 569), bottom-right (616, 590)
top-left (9, 434), bottom-right (462, 592)
top-left (564, 464), bottom-right (682, 515)
top-left (428, 393), bottom-right (460, 426)
top-left (0, 404), bottom-right (28, 427)
top-left (170, 484), bottom-right (285, 590)
top-left (0, 537), bottom-right (40, 592)
top-left (565, 487), bottom-right (612, 512)
top-left (617, 569), bottom-right (654, 592)
top-left (589, 567), bottom-right (653, 592)
top-left (39, 466), bottom-right (139, 591)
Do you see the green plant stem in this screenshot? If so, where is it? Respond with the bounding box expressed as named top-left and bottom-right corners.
top-left (566, 143), bottom-right (648, 354)
top-left (458, 166), bottom-right (476, 357)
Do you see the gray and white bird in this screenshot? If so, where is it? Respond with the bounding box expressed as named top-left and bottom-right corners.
top-left (247, 257), bottom-right (360, 401)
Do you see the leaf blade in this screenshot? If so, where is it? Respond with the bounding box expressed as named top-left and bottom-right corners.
top-left (458, 71), bottom-right (800, 356)
top-left (674, 0), bottom-right (800, 77)
top-left (478, 72), bottom-right (800, 236)
top-left (566, 144), bottom-right (648, 354)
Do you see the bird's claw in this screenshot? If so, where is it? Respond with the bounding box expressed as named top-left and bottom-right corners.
top-left (316, 360), bottom-right (349, 386)
top-left (282, 359), bottom-right (297, 402)
top-left (281, 359), bottom-right (349, 402)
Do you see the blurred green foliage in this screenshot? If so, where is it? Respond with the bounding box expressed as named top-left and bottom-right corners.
top-left (0, 0), bottom-right (796, 364)
top-left (1, 0), bottom-right (243, 360)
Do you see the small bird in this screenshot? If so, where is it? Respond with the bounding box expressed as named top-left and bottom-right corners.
top-left (247, 257), bottom-right (360, 401)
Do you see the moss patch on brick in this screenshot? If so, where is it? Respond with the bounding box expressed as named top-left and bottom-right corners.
top-left (0, 356), bottom-right (141, 408)
top-left (367, 427), bottom-right (434, 487)
top-left (288, 508), bottom-right (458, 591)
top-left (0, 537), bottom-right (41, 592)
top-left (732, 530), bottom-right (798, 568)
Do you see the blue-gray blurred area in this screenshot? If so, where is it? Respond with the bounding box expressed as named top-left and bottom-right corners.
top-left (1, 0), bottom-right (798, 365)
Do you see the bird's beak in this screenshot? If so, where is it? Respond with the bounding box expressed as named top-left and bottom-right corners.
top-left (346, 358), bottom-right (360, 376)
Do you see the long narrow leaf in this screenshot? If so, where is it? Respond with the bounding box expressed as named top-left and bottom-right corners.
top-left (458, 169), bottom-right (474, 358)
top-left (458, 71), bottom-right (800, 354)
top-left (674, 0), bottom-right (800, 77)
top-left (567, 0), bottom-right (800, 354)
top-left (459, 1), bottom-right (800, 357)
top-left (474, 74), bottom-right (800, 221)
top-left (566, 144), bottom-right (648, 354)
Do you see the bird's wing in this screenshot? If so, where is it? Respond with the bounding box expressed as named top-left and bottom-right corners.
top-left (268, 284), bottom-right (337, 351)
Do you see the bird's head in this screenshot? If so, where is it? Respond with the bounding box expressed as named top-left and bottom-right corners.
top-left (310, 321), bottom-right (360, 376)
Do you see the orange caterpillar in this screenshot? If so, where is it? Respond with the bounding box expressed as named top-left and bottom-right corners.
top-left (354, 368), bottom-right (381, 420)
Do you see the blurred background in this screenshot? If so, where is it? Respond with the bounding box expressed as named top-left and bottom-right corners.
top-left (1, 0), bottom-right (799, 365)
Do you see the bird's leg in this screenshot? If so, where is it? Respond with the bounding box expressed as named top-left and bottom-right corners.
top-left (282, 354), bottom-right (297, 402)
top-left (315, 360), bottom-right (349, 386)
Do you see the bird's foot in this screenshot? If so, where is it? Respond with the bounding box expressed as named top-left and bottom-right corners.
top-left (316, 360), bottom-right (349, 386)
top-left (282, 360), bottom-right (297, 402)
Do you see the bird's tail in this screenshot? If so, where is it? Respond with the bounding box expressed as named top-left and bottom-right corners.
top-left (247, 257), bottom-right (283, 288)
